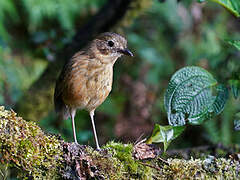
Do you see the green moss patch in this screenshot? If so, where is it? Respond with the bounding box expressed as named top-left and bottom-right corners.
top-left (0, 106), bottom-right (63, 179)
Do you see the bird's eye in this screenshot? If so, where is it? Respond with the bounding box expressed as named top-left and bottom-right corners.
top-left (107, 40), bottom-right (114, 47)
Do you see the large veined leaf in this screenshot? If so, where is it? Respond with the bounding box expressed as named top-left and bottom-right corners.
top-left (146, 124), bottom-right (185, 152)
top-left (164, 66), bottom-right (228, 126)
top-left (200, 0), bottom-right (240, 17)
top-left (210, 85), bottom-right (228, 114)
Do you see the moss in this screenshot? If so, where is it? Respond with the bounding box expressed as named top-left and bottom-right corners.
top-left (160, 157), bottom-right (240, 179)
top-left (86, 146), bottom-right (125, 180)
top-left (75, 146), bottom-right (240, 180)
top-left (1, 106), bottom-right (240, 179)
top-left (215, 148), bottom-right (228, 157)
top-left (102, 141), bottom-right (154, 179)
top-left (89, 142), bottom-right (240, 180)
top-left (0, 106), bottom-right (63, 179)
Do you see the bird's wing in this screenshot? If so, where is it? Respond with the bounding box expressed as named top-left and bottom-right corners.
top-left (54, 51), bottom-right (89, 119)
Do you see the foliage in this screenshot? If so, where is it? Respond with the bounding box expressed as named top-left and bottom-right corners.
top-left (227, 40), bottom-right (240, 51)
top-left (164, 66), bottom-right (228, 126)
top-left (200, 0), bottom-right (240, 17)
top-left (234, 112), bottom-right (240, 131)
top-left (229, 79), bottom-right (240, 99)
top-left (0, 46), bottom-right (47, 106)
top-left (0, 0), bottom-right (18, 41)
top-left (148, 66), bottom-right (228, 151)
top-left (227, 39), bottom-right (240, 132)
top-left (22, 0), bottom-right (105, 32)
top-left (227, 41), bottom-right (240, 100)
top-left (146, 124), bottom-right (185, 152)
top-left (0, 0), bottom-right (105, 40)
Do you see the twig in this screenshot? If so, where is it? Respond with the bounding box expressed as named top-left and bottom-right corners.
top-left (158, 157), bottom-right (170, 166)
top-left (134, 135), bottom-right (146, 145)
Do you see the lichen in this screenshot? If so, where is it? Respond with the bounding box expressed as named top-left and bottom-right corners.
top-left (0, 106), bottom-right (63, 179)
top-left (160, 157), bottom-right (240, 179)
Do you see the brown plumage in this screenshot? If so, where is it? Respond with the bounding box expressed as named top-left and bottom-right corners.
top-left (54, 32), bottom-right (133, 149)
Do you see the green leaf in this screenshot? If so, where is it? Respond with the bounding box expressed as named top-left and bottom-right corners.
top-left (164, 66), bottom-right (228, 126)
top-left (0, 0), bottom-right (19, 40)
top-left (21, 0), bottom-right (105, 31)
top-left (146, 124), bottom-right (185, 152)
top-left (234, 119), bottom-right (240, 131)
top-left (234, 112), bottom-right (240, 131)
top-left (229, 79), bottom-right (240, 99)
top-left (210, 84), bottom-right (229, 114)
top-left (227, 40), bottom-right (240, 51)
top-left (206, 0), bottom-right (240, 17)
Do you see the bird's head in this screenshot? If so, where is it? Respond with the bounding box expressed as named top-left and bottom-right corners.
top-left (91, 32), bottom-right (133, 63)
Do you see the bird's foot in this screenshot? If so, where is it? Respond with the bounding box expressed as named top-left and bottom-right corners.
top-left (96, 147), bottom-right (101, 152)
top-left (74, 141), bottom-right (79, 144)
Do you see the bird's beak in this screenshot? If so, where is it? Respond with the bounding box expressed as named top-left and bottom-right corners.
top-left (118, 48), bottom-right (134, 57)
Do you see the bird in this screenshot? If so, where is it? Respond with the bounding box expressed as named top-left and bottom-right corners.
top-left (54, 32), bottom-right (133, 149)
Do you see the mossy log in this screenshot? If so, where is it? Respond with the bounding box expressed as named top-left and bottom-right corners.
top-left (0, 106), bottom-right (240, 179)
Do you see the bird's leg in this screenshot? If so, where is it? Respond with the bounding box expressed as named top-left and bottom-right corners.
top-left (69, 109), bottom-right (78, 144)
top-left (90, 110), bottom-right (100, 150)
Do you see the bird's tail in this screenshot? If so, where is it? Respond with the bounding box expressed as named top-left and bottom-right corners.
top-left (54, 87), bottom-right (70, 120)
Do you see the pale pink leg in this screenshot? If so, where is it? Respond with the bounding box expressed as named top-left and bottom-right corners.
top-left (69, 109), bottom-right (77, 143)
top-left (90, 110), bottom-right (100, 149)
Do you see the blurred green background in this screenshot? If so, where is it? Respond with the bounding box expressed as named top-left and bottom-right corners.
top-left (0, 0), bottom-right (240, 151)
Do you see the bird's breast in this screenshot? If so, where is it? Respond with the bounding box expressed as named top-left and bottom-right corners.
top-left (87, 64), bottom-right (113, 92)
top-left (63, 62), bottom-right (114, 111)
top-left (85, 64), bottom-right (113, 110)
